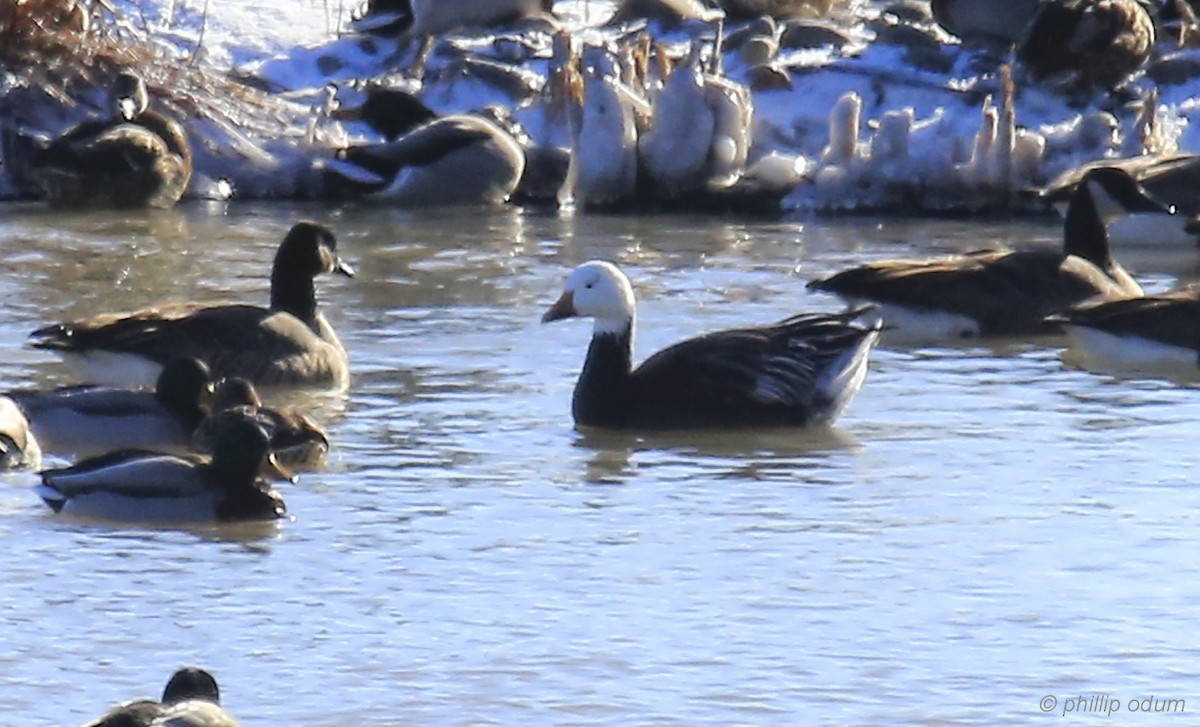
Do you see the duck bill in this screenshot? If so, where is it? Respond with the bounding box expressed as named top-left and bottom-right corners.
top-left (335, 258), bottom-right (356, 278)
top-left (542, 291), bottom-right (577, 323)
top-left (118, 96), bottom-right (138, 121)
top-left (263, 451), bottom-right (298, 484)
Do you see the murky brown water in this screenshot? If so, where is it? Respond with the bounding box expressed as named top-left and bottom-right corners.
top-left (2, 202), bottom-right (1198, 725)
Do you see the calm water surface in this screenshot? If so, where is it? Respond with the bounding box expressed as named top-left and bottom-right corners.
top-left (2, 203), bottom-right (1198, 725)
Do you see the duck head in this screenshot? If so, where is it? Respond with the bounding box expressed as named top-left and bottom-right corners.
top-left (155, 357), bottom-right (215, 416)
top-left (162, 667), bottom-right (221, 705)
top-left (110, 71), bottom-right (150, 122)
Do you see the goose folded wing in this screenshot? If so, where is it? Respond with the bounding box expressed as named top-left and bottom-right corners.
top-left (631, 314), bottom-right (867, 408)
top-left (1063, 295), bottom-right (1200, 349)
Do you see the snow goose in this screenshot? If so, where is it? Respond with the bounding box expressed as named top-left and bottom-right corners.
top-left (29, 71), bottom-right (191, 209)
top-left (808, 168), bottom-right (1144, 340)
top-left (542, 261), bottom-right (881, 429)
top-left (37, 412), bottom-right (288, 524)
top-left (9, 357), bottom-right (213, 457)
top-left (29, 222), bottom-right (353, 390)
top-left (560, 45), bottom-right (642, 208)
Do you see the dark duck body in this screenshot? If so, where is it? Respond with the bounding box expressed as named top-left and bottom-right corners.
top-left (29, 222), bottom-right (354, 390)
top-left (807, 168), bottom-right (1144, 341)
top-left (543, 261), bottom-right (881, 430)
top-left (29, 71), bottom-right (191, 208)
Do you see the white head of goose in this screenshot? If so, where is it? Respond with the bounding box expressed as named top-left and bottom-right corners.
top-left (193, 377), bottom-right (330, 471)
top-left (37, 410), bottom-right (289, 524)
top-left (542, 261), bottom-right (882, 429)
top-left (807, 168), bottom-right (1145, 341)
top-left (0, 396), bottom-right (40, 470)
top-left (29, 222), bottom-right (353, 390)
top-left (83, 666), bottom-right (237, 727)
top-left (29, 70), bottom-right (192, 209)
top-left (9, 356), bottom-right (213, 457)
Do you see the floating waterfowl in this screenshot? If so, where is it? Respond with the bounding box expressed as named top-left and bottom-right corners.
top-left (807, 168), bottom-right (1144, 340)
top-left (1056, 286), bottom-right (1200, 373)
top-left (193, 378), bottom-right (329, 470)
top-left (9, 357), bottom-right (213, 457)
top-left (37, 411), bottom-right (288, 523)
top-left (83, 667), bottom-right (238, 727)
top-left (1018, 0), bottom-right (1156, 92)
top-left (29, 70), bottom-right (191, 209)
top-left (542, 261), bottom-right (881, 429)
top-left (0, 395), bottom-right (40, 470)
top-left (29, 222), bottom-right (353, 390)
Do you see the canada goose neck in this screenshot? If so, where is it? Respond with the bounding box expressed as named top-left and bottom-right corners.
top-left (1063, 185), bottom-right (1113, 270)
top-left (270, 263), bottom-right (319, 321)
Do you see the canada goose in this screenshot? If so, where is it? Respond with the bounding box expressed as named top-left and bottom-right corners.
top-left (30, 222), bottom-right (353, 390)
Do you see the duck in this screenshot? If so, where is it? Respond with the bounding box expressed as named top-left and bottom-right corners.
top-left (807, 168), bottom-right (1144, 341)
top-left (37, 411), bottom-right (288, 523)
top-left (193, 377), bottom-right (329, 470)
top-left (330, 85), bottom-right (439, 142)
top-left (9, 357), bottom-right (213, 457)
top-left (29, 222), bottom-right (353, 390)
top-left (321, 104), bottom-right (525, 205)
top-left (1018, 0), bottom-right (1156, 92)
top-left (83, 667), bottom-right (238, 727)
top-left (541, 261), bottom-right (882, 429)
top-left (0, 396), bottom-right (40, 470)
top-left (1055, 286), bottom-right (1200, 373)
top-left (28, 70), bottom-right (191, 209)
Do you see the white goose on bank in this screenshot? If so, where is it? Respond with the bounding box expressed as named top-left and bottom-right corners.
top-left (561, 44), bottom-right (642, 209)
top-left (83, 667), bottom-right (240, 727)
top-left (542, 261), bottom-right (881, 429)
top-left (808, 168), bottom-right (1144, 341)
top-left (9, 357), bottom-right (213, 457)
top-left (1056, 286), bottom-right (1200, 374)
top-left (0, 396), bottom-right (40, 470)
top-left (37, 411), bottom-right (289, 524)
top-left (638, 44), bottom-right (754, 199)
top-left (29, 222), bottom-right (354, 390)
